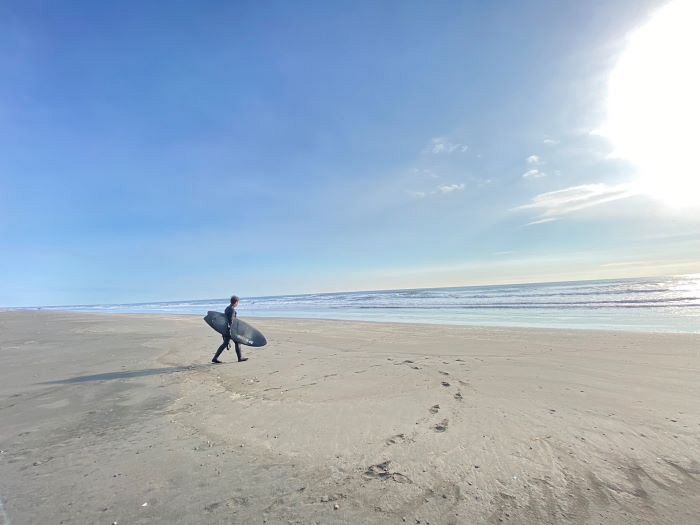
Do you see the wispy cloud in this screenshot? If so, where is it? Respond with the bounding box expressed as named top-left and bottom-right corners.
top-left (428, 137), bottom-right (469, 154)
top-left (599, 260), bottom-right (657, 268)
top-left (543, 138), bottom-right (559, 145)
top-left (515, 183), bottom-right (638, 225)
top-left (523, 154), bottom-right (546, 178)
top-left (410, 168), bottom-right (439, 179)
top-left (437, 183), bottom-right (465, 194)
top-left (409, 182), bottom-right (466, 198)
top-left (522, 169), bottom-right (546, 179)
top-left (525, 217), bottom-right (558, 226)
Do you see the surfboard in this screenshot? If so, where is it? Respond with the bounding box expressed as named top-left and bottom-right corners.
top-left (203, 311), bottom-right (267, 347)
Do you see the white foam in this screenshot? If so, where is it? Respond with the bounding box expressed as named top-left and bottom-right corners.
top-left (0, 493), bottom-right (11, 525)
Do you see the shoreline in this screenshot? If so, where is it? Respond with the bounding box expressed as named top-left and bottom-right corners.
top-left (5, 275), bottom-right (699, 336)
top-left (1, 311), bottom-right (699, 524)
top-left (7, 307), bottom-right (700, 336)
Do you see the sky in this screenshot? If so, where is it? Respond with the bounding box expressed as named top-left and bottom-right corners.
top-left (1, 0), bottom-right (699, 306)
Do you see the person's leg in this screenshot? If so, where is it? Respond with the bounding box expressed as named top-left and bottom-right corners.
top-left (213, 335), bottom-right (230, 363)
top-left (235, 342), bottom-right (248, 362)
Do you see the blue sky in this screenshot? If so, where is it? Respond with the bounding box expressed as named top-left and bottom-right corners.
top-left (2, 0), bottom-right (699, 306)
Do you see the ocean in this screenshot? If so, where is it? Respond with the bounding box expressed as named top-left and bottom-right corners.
top-left (43, 275), bottom-right (700, 333)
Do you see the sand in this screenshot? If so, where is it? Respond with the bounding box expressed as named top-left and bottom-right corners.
top-left (1, 311), bottom-right (699, 524)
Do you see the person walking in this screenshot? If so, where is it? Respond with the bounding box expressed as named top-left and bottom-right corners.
top-left (212, 295), bottom-right (248, 364)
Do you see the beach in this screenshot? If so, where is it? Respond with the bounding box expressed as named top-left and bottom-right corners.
top-left (1, 311), bottom-right (699, 524)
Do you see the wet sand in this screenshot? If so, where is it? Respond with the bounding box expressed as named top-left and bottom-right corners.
top-left (1, 311), bottom-right (699, 524)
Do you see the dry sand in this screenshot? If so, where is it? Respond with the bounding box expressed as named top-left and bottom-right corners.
top-left (1, 311), bottom-right (699, 524)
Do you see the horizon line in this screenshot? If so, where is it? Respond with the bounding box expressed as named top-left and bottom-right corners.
top-left (3, 273), bottom-right (691, 310)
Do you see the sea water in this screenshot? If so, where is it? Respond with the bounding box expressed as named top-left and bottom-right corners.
top-left (44, 275), bottom-right (700, 333)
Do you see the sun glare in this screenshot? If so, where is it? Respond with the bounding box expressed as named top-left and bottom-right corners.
top-left (603, 0), bottom-right (700, 210)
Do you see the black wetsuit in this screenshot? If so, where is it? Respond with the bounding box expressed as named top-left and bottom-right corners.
top-left (213, 305), bottom-right (243, 362)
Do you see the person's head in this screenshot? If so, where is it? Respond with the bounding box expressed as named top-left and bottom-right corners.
top-left (230, 295), bottom-right (240, 307)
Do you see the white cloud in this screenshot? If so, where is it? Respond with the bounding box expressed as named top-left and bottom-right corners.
top-left (437, 183), bottom-right (465, 194)
top-left (429, 137), bottom-right (468, 154)
top-left (543, 138), bottom-right (559, 145)
top-left (408, 182), bottom-right (466, 198)
top-left (525, 217), bottom-right (559, 226)
top-left (515, 183), bottom-right (638, 224)
top-left (523, 155), bottom-right (546, 178)
top-left (522, 169), bottom-right (546, 179)
top-left (599, 260), bottom-right (657, 268)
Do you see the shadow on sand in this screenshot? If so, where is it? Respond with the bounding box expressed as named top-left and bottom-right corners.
top-left (40, 364), bottom-right (215, 385)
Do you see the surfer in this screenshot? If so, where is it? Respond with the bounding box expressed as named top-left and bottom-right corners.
top-left (212, 295), bottom-right (248, 364)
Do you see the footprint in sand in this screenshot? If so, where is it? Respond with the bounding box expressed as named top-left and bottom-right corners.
top-left (204, 502), bottom-right (221, 512)
top-left (364, 461), bottom-right (412, 484)
top-left (433, 419), bottom-right (449, 432)
top-left (385, 433), bottom-right (409, 445)
top-left (454, 392), bottom-right (463, 401)
top-left (439, 371), bottom-right (449, 376)
top-left (441, 381), bottom-right (450, 387)
top-left (429, 404), bottom-right (440, 414)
